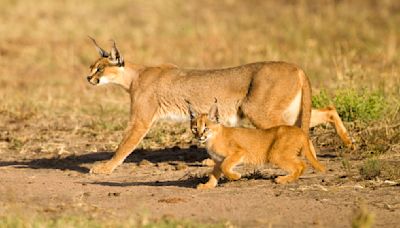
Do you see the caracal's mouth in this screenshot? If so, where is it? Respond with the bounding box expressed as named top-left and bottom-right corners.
top-left (87, 76), bottom-right (99, 85)
top-left (199, 136), bottom-right (208, 143)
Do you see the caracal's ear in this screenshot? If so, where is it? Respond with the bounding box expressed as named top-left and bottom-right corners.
top-left (208, 98), bottom-right (219, 123)
top-left (185, 99), bottom-right (197, 120)
top-left (88, 36), bottom-right (109, 58)
top-left (109, 40), bottom-right (124, 67)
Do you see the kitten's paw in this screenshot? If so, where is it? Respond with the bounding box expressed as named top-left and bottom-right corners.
top-left (90, 162), bottom-right (115, 175)
top-left (226, 172), bottom-right (241, 181)
top-left (275, 176), bottom-right (293, 184)
top-left (196, 183), bottom-right (215, 190)
top-left (201, 158), bottom-right (215, 167)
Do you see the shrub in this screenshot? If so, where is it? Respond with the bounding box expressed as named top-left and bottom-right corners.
top-left (312, 89), bottom-right (387, 122)
top-left (360, 159), bottom-right (381, 180)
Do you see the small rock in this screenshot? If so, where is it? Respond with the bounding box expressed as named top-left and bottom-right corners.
top-left (139, 159), bottom-right (153, 167)
top-left (384, 203), bottom-right (394, 211)
top-left (383, 180), bottom-right (397, 185)
top-left (175, 163), bottom-right (188, 171)
top-left (156, 162), bottom-right (169, 168)
top-left (108, 192), bottom-right (121, 197)
top-left (158, 197), bottom-right (186, 204)
top-left (354, 184), bottom-right (364, 189)
top-left (83, 192), bottom-right (91, 197)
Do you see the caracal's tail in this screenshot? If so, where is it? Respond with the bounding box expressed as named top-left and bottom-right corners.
top-left (299, 70), bottom-right (312, 136)
top-left (303, 138), bottom-right (325, 172)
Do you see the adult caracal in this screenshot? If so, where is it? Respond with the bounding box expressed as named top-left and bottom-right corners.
top-left (86, 38), bottom-right (353, 175)
top-left (188, 101), bottom-right (326, 189)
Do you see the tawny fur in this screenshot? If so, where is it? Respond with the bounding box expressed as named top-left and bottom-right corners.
top-left (189, 103), bottom-right (326, 189)
top-left (86, 38), bottom-right (353, 175)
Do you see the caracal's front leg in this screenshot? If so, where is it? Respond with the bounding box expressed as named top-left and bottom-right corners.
top-left (90, 97), bottom-right (158, 174)
top-left (197, 162), bottom-right (222, 190)
top-left (220, 152), bottom-right (244, 181)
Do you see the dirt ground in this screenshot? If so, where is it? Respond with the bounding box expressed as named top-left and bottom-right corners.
top-left (1, 133), bottom-right (399, 227)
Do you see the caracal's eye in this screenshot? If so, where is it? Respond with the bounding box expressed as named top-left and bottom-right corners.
top-left (96, 67), bottom-right (104, 73)
top-left (204, 127), bottom-right (209, 132)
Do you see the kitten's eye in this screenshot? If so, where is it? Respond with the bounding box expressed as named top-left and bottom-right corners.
top-left (191, 127), bottom-right (197, 133)
top-left (204, 127), bottom-right (209, 131)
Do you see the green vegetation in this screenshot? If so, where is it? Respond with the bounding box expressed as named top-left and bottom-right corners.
top-left (312, 89), bottom-right (387, 122)
top-left (351, 204), bottom-right (374, 228)
top-left (359, 159), bottom-right (400, 181)
top-left (359, 158), bottom-right (381, 180)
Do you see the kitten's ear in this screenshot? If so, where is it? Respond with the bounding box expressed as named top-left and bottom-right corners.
top-left (208, 99), bottom-right (219, 123)
top-left (185, 99), bottom-right (197, 120)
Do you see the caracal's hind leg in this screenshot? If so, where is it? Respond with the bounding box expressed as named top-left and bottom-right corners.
top-left (274, 158), bottom-right (306, 184)
top-left (240, 75), bottom-right (302, 129)
top-left (220, 152), bottom-right (245, 181)
top-left (311, 106), bottom-right (355, 149)
top-left (197, 162), bottom-right (222, 190)
top-left (269, 141), bottom-right (306, 184)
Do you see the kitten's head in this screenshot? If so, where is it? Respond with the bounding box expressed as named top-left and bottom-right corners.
top-left (186, 99), bottom-right (219, 143)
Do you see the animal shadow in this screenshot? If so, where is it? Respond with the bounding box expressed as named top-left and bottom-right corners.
top-left (0, 146), bottom-right (208, 173)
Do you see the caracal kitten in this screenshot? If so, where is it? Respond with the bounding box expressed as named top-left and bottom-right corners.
top-left (188, 101), bottom-right (326, 189)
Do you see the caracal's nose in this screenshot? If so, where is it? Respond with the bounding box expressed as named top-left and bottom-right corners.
top-left (87, 76), bottom-right (92, 82)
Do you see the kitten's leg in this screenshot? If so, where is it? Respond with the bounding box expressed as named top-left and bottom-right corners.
top-left (220, 153), bottom-right (244, 181)
top-left (274, 157), bottom-right (306, 184)
top-left (197, 162), bottom-right (222, 189)
top-left (201, 158), bottom-right (215, 167)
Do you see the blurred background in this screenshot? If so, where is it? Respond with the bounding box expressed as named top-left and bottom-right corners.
top-left (0, 0), bottom-right (399, 156)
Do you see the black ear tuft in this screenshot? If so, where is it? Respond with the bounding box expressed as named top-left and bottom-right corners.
top-left (185, 99), bottom-right (197, 120)
top-left (88, 36), bottom-right (109, 57)
top-left (208, 101), bottom-right (219, 123)
top-left (110, 40), bottom-right (124, 67)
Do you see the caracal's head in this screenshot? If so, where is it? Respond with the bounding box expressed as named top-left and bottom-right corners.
top-left (86, 37), bottom-right (125, 86)
top-left (187, 100), bottom-right (220, 143)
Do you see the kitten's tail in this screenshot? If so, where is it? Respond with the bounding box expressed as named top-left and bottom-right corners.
top-left (303, 139), bottom-right (326, 172)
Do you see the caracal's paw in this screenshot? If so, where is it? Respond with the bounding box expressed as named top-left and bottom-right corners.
top-left (275, 176), bottom-right (295, 184)
top-left (201, 158), bottom-right (215, 167)
top-left (349, 142), bottom-right (357, 151)
top-left (225, 172), bottom-right (241, 181)
top-left (90, 162), bottom-right (115, 175)
top-left (196, 183), bottom-right (216, 190)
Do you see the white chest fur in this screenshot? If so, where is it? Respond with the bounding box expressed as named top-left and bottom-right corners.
top-left (206, 148), bottom-right (225, 162)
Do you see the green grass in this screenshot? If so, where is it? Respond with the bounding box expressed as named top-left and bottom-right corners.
top-left (351, 204), bottom-right (374, 228)
top-left (359, 158), bottom-right (400, 181)
top-left (359, 158), bottom-right (381, 180)
top-left (312, 89), bottom-right (388, 122)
